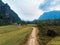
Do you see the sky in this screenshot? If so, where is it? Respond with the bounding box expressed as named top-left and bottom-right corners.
top-left (2, 0), bottom-right (60, 21)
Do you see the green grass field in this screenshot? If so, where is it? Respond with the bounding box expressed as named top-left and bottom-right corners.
top-left (47, 36), bottom-right (60, 45)
top-left (0, 25), bottom-right (32, 45)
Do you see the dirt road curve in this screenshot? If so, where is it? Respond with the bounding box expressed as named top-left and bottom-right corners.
top-left (28, 27), bottom-right (38, 45)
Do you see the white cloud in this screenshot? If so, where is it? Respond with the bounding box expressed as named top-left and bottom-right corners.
top-left (2, 0), bottom-right (44, 21)
top-left (40, 0), bottom-right (60, 11)
top-left (2, 0), bottom-right (60, 21)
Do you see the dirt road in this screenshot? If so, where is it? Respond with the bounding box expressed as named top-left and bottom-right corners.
top-left (28, 27), bottom-right (38, 45)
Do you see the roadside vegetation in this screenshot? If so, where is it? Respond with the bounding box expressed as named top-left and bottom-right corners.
top-left (37, 20), bottom-right (60, 45)
top-left (0, 25), bottom-right (32, 45)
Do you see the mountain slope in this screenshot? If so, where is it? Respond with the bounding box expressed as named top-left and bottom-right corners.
top-left (0, 0), bottom-right (21, 25)
top-left (38, 11), bottom-right (60, 20)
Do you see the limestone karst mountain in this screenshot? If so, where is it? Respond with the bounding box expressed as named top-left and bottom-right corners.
top-left (38, 11), bottom-right (60, 20)
top-left (0, 0), bottom-right (21, 25)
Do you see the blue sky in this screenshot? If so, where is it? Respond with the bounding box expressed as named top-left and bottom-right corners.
top-left (40, 0), bottom-right (60, 11)
top-left (2, 0), bottom-right (60, 21)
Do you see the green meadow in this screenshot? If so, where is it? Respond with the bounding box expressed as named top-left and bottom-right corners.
top-left (0, 25), bottom-right (32, 45)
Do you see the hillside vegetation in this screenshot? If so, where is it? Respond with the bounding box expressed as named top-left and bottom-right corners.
top-left (37, 20), bottom-right (60, 45)
top-left (38, 11), bottom-right (60, 20)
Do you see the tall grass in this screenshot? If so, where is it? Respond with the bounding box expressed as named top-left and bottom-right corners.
top-left (47, 36), bottom-right (60, 45)
top-left (0, 25), bottom-right (32, 45)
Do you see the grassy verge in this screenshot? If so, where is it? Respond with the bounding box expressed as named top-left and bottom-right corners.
top-left (0, 25), bottom-right (32, 45)
top-left (47, 36), bottom-right (60, 45)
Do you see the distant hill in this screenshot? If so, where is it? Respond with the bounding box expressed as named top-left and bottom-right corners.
top-left (38, 11), bottom-right (60, 20)
top-left (0, 0), bottom-right (21, 25)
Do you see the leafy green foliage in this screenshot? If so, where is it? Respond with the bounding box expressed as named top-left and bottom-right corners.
top-left (36, 19), bottom-right (60, 45)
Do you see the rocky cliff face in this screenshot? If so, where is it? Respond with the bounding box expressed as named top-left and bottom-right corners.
top-left (0, 0), bottom-right (21, 25)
